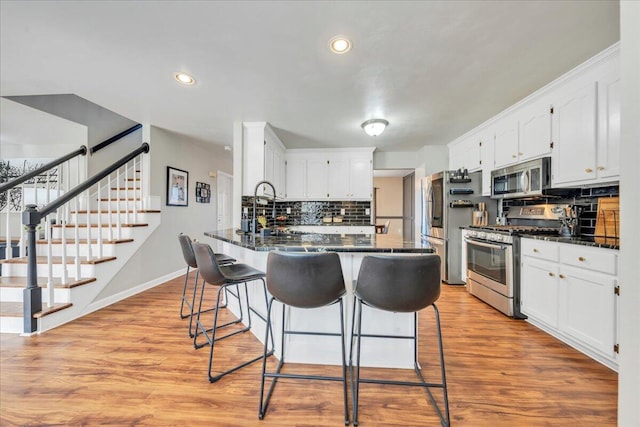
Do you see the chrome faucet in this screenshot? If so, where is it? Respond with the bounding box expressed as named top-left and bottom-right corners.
top-left (252, 180), bottom-right (277, 234)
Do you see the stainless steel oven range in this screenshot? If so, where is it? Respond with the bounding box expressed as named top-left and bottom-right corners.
top-left (464, 204), bottom-right (570, 318)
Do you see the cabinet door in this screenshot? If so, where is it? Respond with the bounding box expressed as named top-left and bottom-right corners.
top-left (519, 101), bottom-right (552, 162)
top-left (349, 157), bottom-right (373, 199)
top-left (306, 158), bottom-right (328, 199)
top-left (493, 115), bottom-right (519, 168)
top-left (264, 141), bottom-right (276, 186)
top-left (596, 71), bottom-right (621, 181)
top-left (448, 142), bottom-right (466, 171)
top-left (273, 147), bottom-right (286, 199)
top-left (285, 158), bottom-right (306, 199)
top-left (551, 82), bottom-right (597, 186)
top-left (479, 130), bottom-right (494, 196)
top-left (521, 257), bottom-right (559, 328)
top-left (558, 266), bottom-right (616, 357)
top-left (450, 138), bottom-right (481, 172)
top-left (327, 158), bottom-right (350, 199)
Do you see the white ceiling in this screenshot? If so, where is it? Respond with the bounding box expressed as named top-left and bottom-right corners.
top-left (0, 1), bottom-right (619, 152)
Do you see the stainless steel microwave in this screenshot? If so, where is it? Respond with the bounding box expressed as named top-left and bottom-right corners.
top-left (491, 157), bottom-right (551, 199)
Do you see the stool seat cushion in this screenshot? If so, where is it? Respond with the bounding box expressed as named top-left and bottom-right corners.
top-left (355, 255), bottom-right (441, 313)
top-left (267, 252), bottom-right (345, 309)
top-left (220, 263), bottom-right (266, 284)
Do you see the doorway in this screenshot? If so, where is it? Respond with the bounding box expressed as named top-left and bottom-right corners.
top-left (373, 169), bottom-right (415, 239)
top-left (216, 171), bottom-right (233, 230)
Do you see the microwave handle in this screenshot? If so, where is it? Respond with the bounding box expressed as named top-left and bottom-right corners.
top-left (521, 170), bottom-right (530, 193)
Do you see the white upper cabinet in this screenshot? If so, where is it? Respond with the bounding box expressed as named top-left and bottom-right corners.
top-left (596, 65), bottom-right (621, 181)
top-left (285, 148), bottom-right (374, 200)
top-left (284, 154), bottom-right (307, 199)
top-left (551, 50), bottom-right (620, 187)
top-left (448, 135), bottom-right (481, 172)
top-left (518, 97), bottom-right (552, 162)
top-left (551, 81), bottom-right (598, 186)
top-left (478, 129), bottom-right (494, 196)
top-left (306, 158), bottom-right (329, 199)
top-left (493, 113), bottom-right (520, 168)
top-left (345, 156), bottom-right (373, 199)
top-left (242, 122), bottom-right (286, 197)
top-left (327, 157), bottom-right (350, 199)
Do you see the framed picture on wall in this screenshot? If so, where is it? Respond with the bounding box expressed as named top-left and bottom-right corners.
top-left (167, 166), bottom-right (188, 206)
top-left (196, 182), bottom-right (211, 203)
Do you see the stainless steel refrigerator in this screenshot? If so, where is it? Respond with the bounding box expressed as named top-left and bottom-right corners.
top-left (421, 170), bottom-right (496, 285)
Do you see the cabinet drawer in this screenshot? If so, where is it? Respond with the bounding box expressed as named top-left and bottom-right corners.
top-left (559, 243), bottom-right (617, 275)
top-left (520, 238), bottom-right (558, 262)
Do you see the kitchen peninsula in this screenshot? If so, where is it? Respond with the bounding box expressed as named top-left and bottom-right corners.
top-left (203, 229), bottom-right (433, 369)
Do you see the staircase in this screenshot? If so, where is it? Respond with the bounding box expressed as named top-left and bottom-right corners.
top-left (0, 145), bottom-right (159, 334)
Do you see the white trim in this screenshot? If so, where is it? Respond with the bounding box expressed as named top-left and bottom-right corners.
top-left (286, 146), bottom-right (376, 155)
top-left (82, 268), bottom-right (186, 316)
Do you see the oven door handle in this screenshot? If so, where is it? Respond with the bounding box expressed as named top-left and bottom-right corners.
top-left (465, 237), bottom-right (508, 251)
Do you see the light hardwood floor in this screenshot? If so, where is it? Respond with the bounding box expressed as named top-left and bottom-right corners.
top-left (0, 273), bottom-right (617, 426)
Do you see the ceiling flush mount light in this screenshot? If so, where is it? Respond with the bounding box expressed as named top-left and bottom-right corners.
top-left (329, 36), bottom-right (352, 54)
top-left (361, 118), bottom-right (389, 137)
top-left (174, 72), bottom-right (196, 86)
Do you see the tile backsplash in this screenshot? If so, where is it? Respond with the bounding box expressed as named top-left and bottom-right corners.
top-left (502, 185), bottom-right (619, 237)
top-left (241, 197), bottom-right (372, 228)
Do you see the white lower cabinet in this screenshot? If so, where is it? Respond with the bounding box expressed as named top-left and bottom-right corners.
top-left (559, 266), bottom-right (616, 358)
top-left (520, 238), bottom-right (618, 370)
top-left (521, 257), bottom-right (560, 329)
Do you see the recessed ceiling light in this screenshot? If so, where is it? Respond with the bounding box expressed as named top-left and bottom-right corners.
top-left (329, 36), bottom-right (351, 54)
top-left (174, 72), bottom-right (196, 85)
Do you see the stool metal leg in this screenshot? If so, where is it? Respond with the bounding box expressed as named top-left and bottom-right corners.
top-left (179, 266), bottom-right (197, 319)
top-left (193, 279), bottom-right (245, 350)
top-left (350, 300), bottom-right (450, 427)
top-left (259, 297), bottom-right (349, 425)
top-left (206, 278), bottom-right (274, 383)
top-left (188, 281), bottom-right (235, 339)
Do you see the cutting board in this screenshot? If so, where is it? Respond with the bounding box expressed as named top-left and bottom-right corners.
top-left (595, 196), bottom-right (620, 238)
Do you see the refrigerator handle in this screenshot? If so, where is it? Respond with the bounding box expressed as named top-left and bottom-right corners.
top-left (428, 184), bottom-right (435, 225)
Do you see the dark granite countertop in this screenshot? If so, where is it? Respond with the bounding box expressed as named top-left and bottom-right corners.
top-left (520, 234), bottom-right (620, 250)
top-left (204, 229), bottom-right (433, 253)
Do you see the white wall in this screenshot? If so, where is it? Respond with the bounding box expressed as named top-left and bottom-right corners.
top-left (618, 1), bottom-right (640, 424)
top-left (93, 126), bottom-right (233, 300)
top-left (0, 98), bottom-right (88, 236)
top-left (374, 147), bottom-right (448, 174)
top-left (0, 97), bottom-right (88, 158)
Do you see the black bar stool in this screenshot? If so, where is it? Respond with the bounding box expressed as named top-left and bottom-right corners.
top-left (191, 241), bottom-right (274, 382)
top-left (258, 251), bottom-right (349, 425)
top-left (350, 254), bottom-right (450, 427)
top-left (178, 233), bottom-right (236, 338)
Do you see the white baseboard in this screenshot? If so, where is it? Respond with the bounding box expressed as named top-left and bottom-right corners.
top-left (83, 267), bottom-right (186, 315)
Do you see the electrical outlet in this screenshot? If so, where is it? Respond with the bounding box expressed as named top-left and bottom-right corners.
top-left (365, 208), bottom-right (370, 215)
top-left (286, 207), bottom-right (291, 214)
top-left (340, 208), bottom-right (346, 215)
